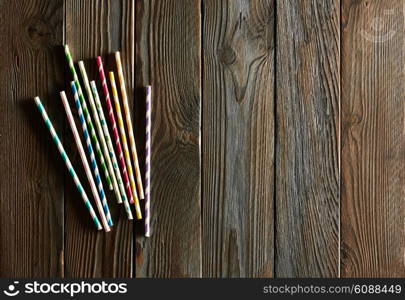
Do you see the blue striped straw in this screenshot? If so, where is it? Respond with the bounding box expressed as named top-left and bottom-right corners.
top-left (145, 86), bottom-right (152, 237)
top-left (71, 82), bottom-right (113, 227)
top-left (34, 97), bottom-right (102, 231)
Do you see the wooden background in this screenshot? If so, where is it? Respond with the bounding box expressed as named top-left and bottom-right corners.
top-left (0, 0), bottom-right (404, 278)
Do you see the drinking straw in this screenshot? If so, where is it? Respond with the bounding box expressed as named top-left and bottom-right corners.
top-left (96, 57), bottom-right (136, 211)
top-left (78, 61), bottom-right (120, 200)
top-left (145, 86), bottom-right (152, 237)
top-left (34, 96), bottom-right (102, 231)
top-left (115, 52), bottom-right (145, 200)
top-left (109, 71), bottom-right (142, 219)
top-left (90, 81), bottom-right (133, 220)
top-left (71, 81), bottom-right (113, 227)
top-left (64, 45), bottom-right (112, 190)
top-left (60, 91), bottom-right (111, 231)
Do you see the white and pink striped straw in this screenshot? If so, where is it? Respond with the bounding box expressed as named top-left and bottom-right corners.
top-left (145, 86), bottom-right (152, 237)
top-left (60, 91), bottom-right (110, 232)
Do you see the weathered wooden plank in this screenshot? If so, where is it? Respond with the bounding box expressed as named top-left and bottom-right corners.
top-left (135, 0), bottom-right (202, 277)
top-left (64, 0), bottom-right (134, 277)
top-left (0, 0), bottom-right (64, 276)
top-left (341, 0), bottom-right (405, 277)
top-left (202, 0), bottom-right (275, 277)
top-left (275, 0), bottom-right (340, 277)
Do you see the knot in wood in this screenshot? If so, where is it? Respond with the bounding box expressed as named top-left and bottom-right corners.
top-left (218, 45), bottom-right (236, 65)
top-left (26, 18), bottom-right (53, 48)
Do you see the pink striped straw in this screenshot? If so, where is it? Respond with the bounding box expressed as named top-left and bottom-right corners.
top-left (145, 86), bottom-right (152, 237)
top-left (60, 91), bottom-right (110, 232)
top-left (96, 56), bottom-right (135, 205)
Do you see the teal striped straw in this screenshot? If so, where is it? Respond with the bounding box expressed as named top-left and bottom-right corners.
top-left (71, 82), bottom-right (113, 227)
top-left (64, 45), bottom-right (113, 190)
top-left (34, 97), bottom-right (103, 231)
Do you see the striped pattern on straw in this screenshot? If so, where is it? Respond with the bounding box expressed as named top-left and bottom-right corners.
top-left (34, 97), bottom-right (102, 230)
top-left (115, 52), bottom-right (145, 199)
top-left (91, 80), bottom-right (133, 220)
top-left (64, 45), bottom-right (113, 190)
top-left (145, 86), bottom-right (152, 237)
top-left (60, 91), bottom-right (111, 231)
top-left (78, 61), bottom-right (121, 203)
top-left (96, 56), bottom-right (135, 210)
top-left (71, 81), bottom-right (113, 227)
top-left (109, 71), bottom-right (142, 219)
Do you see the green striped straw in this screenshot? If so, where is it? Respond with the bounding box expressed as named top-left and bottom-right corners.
top-left (34, 97), bottom-right (103, 231)
top-left (78, 61), bottom-right (121, 203)
top-left (64, 45), bottom-right (112, 190)
top-left (91, 80), bottom-right (133, 220)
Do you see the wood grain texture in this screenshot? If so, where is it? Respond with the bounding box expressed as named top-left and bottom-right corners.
top-left (0, 0), bottom-right (64, 276)
top-left (64, 0), bottom-right (134, 277)
top-left (275, 0), bottom-right (340, 277)
top-left (341, 0), bottom-right (405, 277)
top-left (135, 0), bottom-right (202, 277)
top-left (202, 0), bottom-right (275, 277)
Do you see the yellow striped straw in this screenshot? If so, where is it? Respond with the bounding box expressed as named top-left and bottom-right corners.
top-left (115, 52), bottom-right (145, 200)
top-left (109, 71), bottom-right (142, 219)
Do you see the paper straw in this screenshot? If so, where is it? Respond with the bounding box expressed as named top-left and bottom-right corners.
top-left (60, 91), bottom-right (111, 231)
top-left (109, 71), bottom-right (142, 219)
top-left (145, 86), bottom-right (152, 237)
top-left (64, 45), bottom-right (112, 190)
top-left (71, 81), bottom-right (113, 227)
top-left (90, 81), bottom-right (133, 220)
top-left (78, 61), bottom-right (120, 201)
top-left (96, 58), bottom-right (136, 210)
top-left (34, 97), bottom-right (102, 231)
top-left (115, 52), bottom-right (145, 200)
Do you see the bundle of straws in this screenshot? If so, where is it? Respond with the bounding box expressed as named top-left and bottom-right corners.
top-left (34, 45), bottom-right (152, 236)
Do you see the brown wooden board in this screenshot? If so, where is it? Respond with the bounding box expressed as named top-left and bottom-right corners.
top-left (202, 0), bottom-right (275, 277)
top-left (2, 0), bottom-right (405, 278)
top-left (275, 0), bottom-right (340, 277)
top-left (0, 0), bottom-right (65, 277)
top-left (64, 0), bottom-right (134, 277)
top-left (341, 0), bottom-right (405, 277)
top-left (135, 0), bottom-right (202, 277)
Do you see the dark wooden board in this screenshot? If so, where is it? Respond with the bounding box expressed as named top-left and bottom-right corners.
top-left (2, 0), bottom-right (405, 279)
top-left (202, 0), bottom-right (275, 277)
top-left (0, 0), bottom-right (65, 277)
top-left (341, 0), bottom-right (405, 277)
top-left (135, 0), bottom-right (202, 277)
top-left (64, 0), bottom-right (134, 277)
top-left (275, 0), bottom-right (340, 277)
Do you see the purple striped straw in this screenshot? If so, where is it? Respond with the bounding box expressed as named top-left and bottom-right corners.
top-left (145, 86), bottom-right (152, 237)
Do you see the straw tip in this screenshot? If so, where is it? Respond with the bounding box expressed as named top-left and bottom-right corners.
top-left (60, 91), bottom-right (66, 96)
